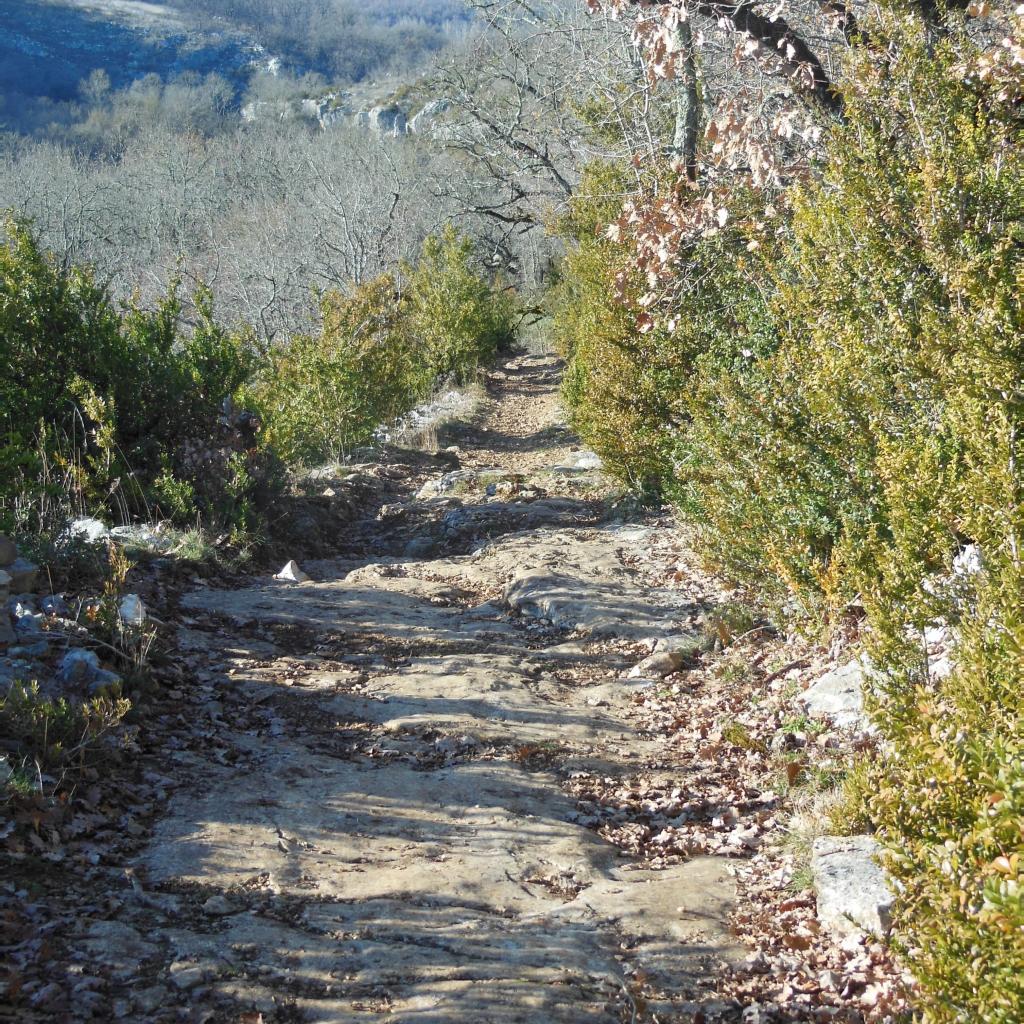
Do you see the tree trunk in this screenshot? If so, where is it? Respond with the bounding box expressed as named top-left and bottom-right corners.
top-left (672, 19), bottom-right (700, 183)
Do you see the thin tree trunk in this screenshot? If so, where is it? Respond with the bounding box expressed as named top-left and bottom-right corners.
top-left (672, 19), bottom-right (700, 183)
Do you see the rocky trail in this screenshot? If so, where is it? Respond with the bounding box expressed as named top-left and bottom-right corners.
top-left (7, 353), bottom-right (907, 1024)
top-left (68, 353), bottom-right (745, 1022)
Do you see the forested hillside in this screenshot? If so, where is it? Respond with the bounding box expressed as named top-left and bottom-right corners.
top-left (1, 0), bottom-right (1022, 1021)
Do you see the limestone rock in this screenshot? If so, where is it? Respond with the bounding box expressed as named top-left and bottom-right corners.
top-left (369, 104), bottom-right (406, 136)
top-left (800, 657), bottom-right (870, 731)
top-left (811, 835), bottom-right (893, 938)
top-left (654, 634), bottom-right (710, 658)
top-left (201, 894), bottom-right (235, 916)
top-left (82, 920), bottom-right (159, 975)
top-left (404, 537), bottom-right (436, 559)
top-left (503, 571), bottom-right (679, 638)
top-left (168, 960), bottom-right (210, 990)
top-left (953, 543), bottom-right (982, 577)
top-left (417, 468), bottom-right (514, 499)
top-left (409, 98), bottom-right (450, 134)
top-left (64, 517), bottom-right (110, 544)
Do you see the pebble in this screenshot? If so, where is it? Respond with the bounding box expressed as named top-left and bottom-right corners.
top-left (202, 894), bottom-right (235, 916)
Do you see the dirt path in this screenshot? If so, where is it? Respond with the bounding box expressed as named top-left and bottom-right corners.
top-left (72, 354), bottom-right (740, 1022)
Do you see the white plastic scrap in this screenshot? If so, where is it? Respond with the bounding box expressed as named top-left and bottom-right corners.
top-left (274, 560), bottom-right (310, 583)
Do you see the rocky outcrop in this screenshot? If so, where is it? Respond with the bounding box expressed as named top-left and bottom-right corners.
top-left (369, 104), bottom-right (407, 136)
top-left (409, 98), bottom-right (450, 135)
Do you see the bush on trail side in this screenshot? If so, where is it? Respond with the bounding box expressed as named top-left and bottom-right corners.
top-left (0, 219), bottom-right (265, 536)
top-left (252, 228), bottom-right (517, 466)
top-left (555, 11), bottom-right (1024, 1020)
top-left (2, 220), bottom-right (517, 542)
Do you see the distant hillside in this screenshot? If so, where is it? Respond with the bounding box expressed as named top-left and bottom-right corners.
top-left (0, 0), bottom-right (472, 133)
top-left (1, 0), bottom-right (258, 102)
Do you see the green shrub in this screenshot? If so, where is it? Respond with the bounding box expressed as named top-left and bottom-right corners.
top-left (252, 274), bottom-right (425, 465)
top-left (552, 162), bottom-right (685, 491)
top-left (406, 227), bottom-right (516, 383)
top-left (554, 163), bottom-right (778, 495)
top-left (0, 681), bottom-right (131, 778)
top-left (254, 231), bottom-right (516, 465)
top-left (0, 220), bottom-right (262, 532)
top-left (694, 15), bottom-right (1024, 1019)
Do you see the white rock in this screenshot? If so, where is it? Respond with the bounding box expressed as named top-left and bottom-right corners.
top-left (654, 634), bottom-right (705, 656)
top-left (65, 517), bottom-right (110, 543)
top-left (801, 657), bottom-right (871, 731)
top-left (811, 835), bottom-right (893, 938)
top-left (953, 544), bottom-right (982, 577)
top-left (119, 594), bottom-right (146, 627)
top-left (168, 961), bottom-right (208, 990)
top-left (573, 451), bottom-right (604, 471)
top-left (274, 560), bottom-right (310, 583)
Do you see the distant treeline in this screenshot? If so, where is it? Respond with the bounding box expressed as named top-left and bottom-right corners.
top-left (177, 0), bottom-right (473, 81)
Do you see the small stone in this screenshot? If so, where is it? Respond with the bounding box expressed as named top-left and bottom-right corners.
top-left (274, 560), bottom-right (310, 583)
top-left (58, 649), bottom-right (101, 684)
top-left (202, 894), bottom-right (235, 916)
top-left (653, 634), bottom-right (708, 657)
top-left (819, 969), bottom-right (842, 991)
top-left (0, 538), bottom-right (15, 568)
top-left (168, 961), bottom-right (208, 990)
top-left (119, 594), bottom-right (146, 626)
top-left (628, 650), bottom-right (685, 679)
top-left (574, 451), bottom-right (603, 471)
